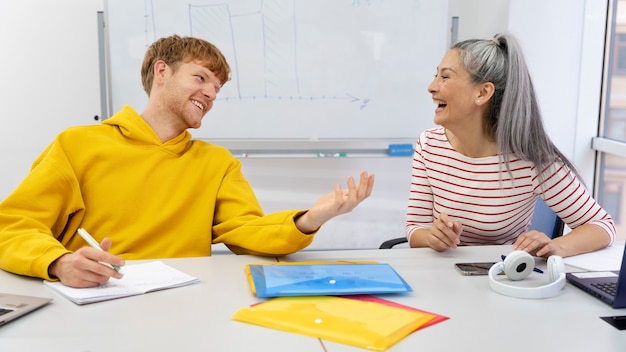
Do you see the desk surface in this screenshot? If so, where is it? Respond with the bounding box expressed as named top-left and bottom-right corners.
top-left (1, 245), bottom-right (624, 352)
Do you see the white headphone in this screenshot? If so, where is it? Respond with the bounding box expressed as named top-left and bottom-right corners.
top-left (488, 250), bottom-right (566, 299)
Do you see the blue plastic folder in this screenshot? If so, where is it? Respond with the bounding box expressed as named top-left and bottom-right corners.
top-left (246, 263), bottom-right (412, 297)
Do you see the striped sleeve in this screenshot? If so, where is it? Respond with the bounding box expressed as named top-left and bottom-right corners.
top-left (535, 160), bottom-right (616, 245)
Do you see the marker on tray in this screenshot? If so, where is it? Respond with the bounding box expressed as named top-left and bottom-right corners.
top-left (316, 152), bottom-right (347, 157)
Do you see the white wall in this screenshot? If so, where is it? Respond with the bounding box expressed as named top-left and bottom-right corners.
top-left (508, 0), bottom-right (606, 187)
top-left (237, 157), bottom-right (412, 250)
top-left (0, 0), bottom-right (104, 195)
top-left (0, 0), bottom-right (607, 250)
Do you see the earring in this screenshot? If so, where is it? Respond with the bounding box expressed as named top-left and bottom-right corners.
top-left (476, 99), bottom-right (481, 104)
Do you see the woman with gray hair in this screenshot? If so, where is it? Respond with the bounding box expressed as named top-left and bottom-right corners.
top-left (406, 33), bottom-right (615, 258)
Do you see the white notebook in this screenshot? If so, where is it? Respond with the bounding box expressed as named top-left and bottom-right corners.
top-left (44, 261), bottom-right (200, 305)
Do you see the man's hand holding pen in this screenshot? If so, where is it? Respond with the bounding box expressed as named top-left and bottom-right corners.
top-left (48, 235), bottom-right (125, 288)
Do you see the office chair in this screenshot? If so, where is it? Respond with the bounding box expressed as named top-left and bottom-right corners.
top-left (379, 198), bottom-right (564, 249)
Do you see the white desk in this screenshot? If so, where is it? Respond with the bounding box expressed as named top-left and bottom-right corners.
top-left (1, 246), bottom-right (625, 351)
top-left (0, 254), bottom-right (322, 352)
top-left (283, 246), bottom-right (626, 351)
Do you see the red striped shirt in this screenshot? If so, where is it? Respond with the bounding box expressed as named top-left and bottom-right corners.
top-left (406, 127), bottom-right (616, 245)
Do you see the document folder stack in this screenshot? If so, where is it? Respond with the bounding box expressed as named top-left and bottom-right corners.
top-left (234, 262), bottom-right (448, 351)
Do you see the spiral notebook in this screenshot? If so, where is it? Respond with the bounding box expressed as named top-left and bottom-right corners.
top-left (246, 262), bottom-right (412, 298)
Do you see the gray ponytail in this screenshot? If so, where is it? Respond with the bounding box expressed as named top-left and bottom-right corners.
top-left (452, 33), bottom-right (580, 182)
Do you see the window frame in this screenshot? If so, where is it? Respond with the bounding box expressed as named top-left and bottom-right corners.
top-left (594, 0), bottom-right (626, 183)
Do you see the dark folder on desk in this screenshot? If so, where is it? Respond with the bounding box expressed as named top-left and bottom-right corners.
top-left (246, 263), bottom-right (412, 298)
top-left (566, 243), bottom-right (626, 308)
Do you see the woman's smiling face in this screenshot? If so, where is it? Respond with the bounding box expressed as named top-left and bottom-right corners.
top-left (427, 49), bottom-right (482, 127)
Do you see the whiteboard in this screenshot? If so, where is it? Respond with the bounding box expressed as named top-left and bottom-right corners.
top-left (105, 0), bottom-right (448, 141)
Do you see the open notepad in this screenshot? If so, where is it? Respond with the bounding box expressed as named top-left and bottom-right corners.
top-left (43, 261), bottom-right (200, 305)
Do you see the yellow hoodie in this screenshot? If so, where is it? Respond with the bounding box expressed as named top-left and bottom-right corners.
top-left (0, 106), bottom-right (314, 280)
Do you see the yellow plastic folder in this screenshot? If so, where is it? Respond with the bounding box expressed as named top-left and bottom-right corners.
top-left (232, 295), bottom-right (436, 351)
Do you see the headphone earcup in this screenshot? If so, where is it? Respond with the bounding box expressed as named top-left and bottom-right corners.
top-left (547, 255), bottom-right (565, 283)
top-left (502, 250), bottom-right (534, 281)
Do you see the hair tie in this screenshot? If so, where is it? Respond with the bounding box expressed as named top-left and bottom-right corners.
top-left (491, 37), bottom-right (501, 47)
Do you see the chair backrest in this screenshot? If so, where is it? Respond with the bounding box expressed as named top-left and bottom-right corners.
top-left (379, 197), bottom-right (564, 249)
top-left (529, 198), bottom-right (564, 239)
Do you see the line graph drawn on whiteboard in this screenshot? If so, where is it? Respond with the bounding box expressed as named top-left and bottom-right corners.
top-left (188, 1), bottom-right (370, 110)
top-left (105, 0), bottom-right (448, 140)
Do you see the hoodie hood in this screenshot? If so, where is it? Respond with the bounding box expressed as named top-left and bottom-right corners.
top-left (102, 105), bottom-right (193, 156)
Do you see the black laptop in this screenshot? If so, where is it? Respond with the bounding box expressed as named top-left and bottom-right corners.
top-left (566, 243), bottom-right (626, 308)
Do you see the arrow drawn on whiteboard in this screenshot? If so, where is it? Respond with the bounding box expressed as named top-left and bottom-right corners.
top-left (346, 93), bottom-right (370, 110)
top-left (360, 98), bottom-right (370, 110)
top-left (346, 93), bottom-right (360, 103)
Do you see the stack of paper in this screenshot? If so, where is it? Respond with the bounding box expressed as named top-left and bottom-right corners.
top-left (44, 261), bottom-right (200, 305)
top-left (563, 241), bottom-right (625, 271)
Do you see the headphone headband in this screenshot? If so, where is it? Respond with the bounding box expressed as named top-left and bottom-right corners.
top-left (488, 250), bottom-right (565, 299)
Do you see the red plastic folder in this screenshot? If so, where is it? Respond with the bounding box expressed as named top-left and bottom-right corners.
top-left (345, 295), bottom-right (449, 331)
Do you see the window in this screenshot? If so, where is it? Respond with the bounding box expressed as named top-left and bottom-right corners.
top-left (613, 33), bottom-right (626, 75)
top-left (595, 0), bottom-right (626, 240)
top-left (606, 108), bottom-right (626, 140)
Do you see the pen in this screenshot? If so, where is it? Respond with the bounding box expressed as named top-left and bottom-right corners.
top-left (77, 228), bottom-right (123, 273)
top-left (501, 255), bottom-right (544, 274)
